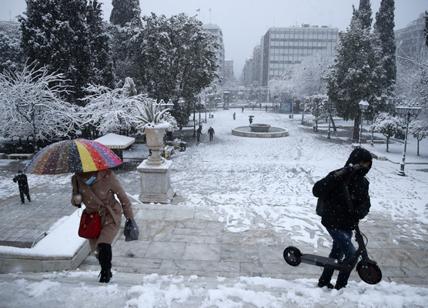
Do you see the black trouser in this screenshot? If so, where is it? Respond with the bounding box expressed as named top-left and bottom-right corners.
top-left (319, 228), bottom-right (356, 288)
top-left (19, 187), bottom-right (31, 203)
top-left (209, 134), bottom-right (214, 141)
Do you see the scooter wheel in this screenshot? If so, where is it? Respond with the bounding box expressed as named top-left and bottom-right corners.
top-left (283, 246), bottom-right (302, 266)
top-left (357, 261), bottom-right (382, 284)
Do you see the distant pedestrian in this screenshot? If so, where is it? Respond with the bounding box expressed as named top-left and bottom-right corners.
top-left (13, 170), bottom-right (31, 204)
top-left (208, 126), bottom-right (215, 142)
top-left (241, 106), bottom-right (244, 112)
top-left (249, 115), bottom-right (254, 124)
top-left (233, 112), bottom-right (236, 120)
top-left (259, 103), bottom-right (262, 110)
top-left (265, 105), bottom-right (268, 112)
top-left (196, 125), bottom-right (203, 144)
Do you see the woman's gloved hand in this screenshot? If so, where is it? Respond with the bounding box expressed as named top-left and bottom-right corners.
top-left (124, 218), bottom-right (139, 241)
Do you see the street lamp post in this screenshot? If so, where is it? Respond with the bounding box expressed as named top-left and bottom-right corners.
top-left (301, 98), bottom-right (306, 125)
top-left (395, 106), bottom-right (422, 176)
top-left (358, 100), bottom-right (369, 145)
top-left (327, 99), bottom-right (333, 139)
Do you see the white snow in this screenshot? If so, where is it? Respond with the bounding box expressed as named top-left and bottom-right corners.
top-left (170, 110), bottom-right (428, 247)
top-left (95, 133), bottom-right (135, 149)
top-left (0, 208), bottom-right (85, 257)
top-left (0, 273), bottom-right (427, 307)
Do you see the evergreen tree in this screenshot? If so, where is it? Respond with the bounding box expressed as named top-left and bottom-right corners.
top-left (327, 6), bottom-right (374, 140)
top-left (86, 0), bottom-right (114, 87)
top-left (425, 11), bottom-right (428, 47)
top-left (110, 0), bottom-right (142, 27)
top-left (371, 0), bottom-right (396, 113)
top-left (357, 0), bottom-right (372, 29)
top-left (20, 0), bottom-right (91, 104)
top-left (0, 30), bottom-right (24, 73)
top-left (129, 13), bottom-right (217, 126)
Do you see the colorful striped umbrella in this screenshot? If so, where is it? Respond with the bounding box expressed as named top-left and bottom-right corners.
top-left (26, 139), bottom-right (122, 174)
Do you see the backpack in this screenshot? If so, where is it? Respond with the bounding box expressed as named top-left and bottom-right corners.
top-left (316, 198), bottom-right (325, 216)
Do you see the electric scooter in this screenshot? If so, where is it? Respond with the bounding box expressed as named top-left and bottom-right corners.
top-left (283, 225), bottom-right (382, 284)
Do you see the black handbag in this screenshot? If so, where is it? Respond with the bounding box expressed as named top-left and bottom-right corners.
top-left (124, 218), bottom-right (139, 241)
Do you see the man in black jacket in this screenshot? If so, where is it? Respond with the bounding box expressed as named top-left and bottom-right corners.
top-left (313, 147), bottom-right (372, 290)
top-left (13, 170), bottom-right (31, 204)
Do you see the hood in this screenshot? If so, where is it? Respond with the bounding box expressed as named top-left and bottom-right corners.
top-left (345, 147), bottom-right (372, 176)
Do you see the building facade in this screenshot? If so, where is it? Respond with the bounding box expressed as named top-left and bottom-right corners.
top-left (203, 23), bottom-right (225, 84)
top-left (224, 59), bottom-right (235, 83)
top-left (395, 13), bottom-right (428, 60)
top-left (260, 25), bottom-right (338, 86)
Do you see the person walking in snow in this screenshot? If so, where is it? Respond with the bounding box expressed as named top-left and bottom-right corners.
top-left (312, 147), bottom-right (372, 290)
top-left (71, 169), bottom-right (137, 283)
top-left (13, 170), bottom-right (31, 204)
top-left (233, 112), bottom-right (236, 120)
top-left (208, 126), bottom-right (215, 142)
top-left (196, 124), bottom-right (203, 144)
top-left (249, 115), bottom-right (254, 124)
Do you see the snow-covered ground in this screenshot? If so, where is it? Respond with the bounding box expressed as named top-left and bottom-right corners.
top-left (0, 272), bottom-right (427, 308)
top-left (170, 110), bottom-right (428, 246)
top-left (1, 110), bottom-right (428, 307)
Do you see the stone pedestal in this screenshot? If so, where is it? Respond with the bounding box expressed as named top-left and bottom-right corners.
top-left (137, 159), bottom-right (174, 204)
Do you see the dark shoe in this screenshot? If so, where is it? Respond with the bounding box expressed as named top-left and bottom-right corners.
top-left (335, 283), bottom-right (347, 290)
top-left (318, 281), bottom-right (334, 289)
top-left (98, 269), bottom-right (112, 283)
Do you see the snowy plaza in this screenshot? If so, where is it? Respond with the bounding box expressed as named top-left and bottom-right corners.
top-left (1, 0), bottom-right (428, 306)
top-left (1, 110), bottom-right (428, 307)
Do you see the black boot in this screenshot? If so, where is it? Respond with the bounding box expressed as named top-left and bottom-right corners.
top-left (98, 243), bottom-right (112, 283)
top-left (318, 266), bottom-right (334, 289)
top-left (335, 270), bottom-right (351, 290)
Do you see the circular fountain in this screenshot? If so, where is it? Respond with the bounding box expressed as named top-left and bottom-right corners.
top-left (232, 123), bottom-right (288, 138)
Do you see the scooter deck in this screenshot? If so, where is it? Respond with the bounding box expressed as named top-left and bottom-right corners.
top-left (301, 254), bottom-right (340, 268)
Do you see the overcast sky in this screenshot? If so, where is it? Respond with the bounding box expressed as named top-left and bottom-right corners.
top-left (1, 0), bottom-right (427, 76)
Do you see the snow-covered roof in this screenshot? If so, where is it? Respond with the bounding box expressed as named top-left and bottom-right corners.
top-left (95, 133), bottom-right (135, 150)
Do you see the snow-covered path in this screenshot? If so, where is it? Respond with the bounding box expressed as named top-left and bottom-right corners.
top-left (171, 110), bottom-right (428, 247)
top-left (1, 110), bottom-right (428, 307)
top-left (0, 271), bottom-right (427, 308)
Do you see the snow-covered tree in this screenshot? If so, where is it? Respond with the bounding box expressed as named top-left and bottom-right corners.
top-left (130, 13), bottom-right (217, 126)
top-left (327, 2), bottom-right (375, 141)
top-left (425, 11), bottom-right (428, 47)
top-left (108, 24), bottom-right (138, 86)
top-left (372, 112), bottom-right (403, 152)
top-left (81, 84), bottom-right (145, 135)
top-left (305, 94), bottom-right (331, 132)
top-left (269, 54), bottom-right (333, 101)
top-left (410, 120), bottom-right (428, 156)
top-left (110, 0), bottom-right (141, 27)
top-left (0, 64), bottom-right (79, 150)
top-left (19, 0), bottom-right (91, 104)
top-left (356, 0), bottom-right (373, 30)
top-left (0, 29), bottom-right (24, 73)
top-left (371, 0), bottom-right (396, 115)
top-left (396, 51), bottom-right (428, 120)
top-left (86, 0), bottom-right (114, 87)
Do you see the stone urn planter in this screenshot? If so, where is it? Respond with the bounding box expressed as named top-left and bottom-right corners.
top-left (144, 126), bottom-right (166, 165)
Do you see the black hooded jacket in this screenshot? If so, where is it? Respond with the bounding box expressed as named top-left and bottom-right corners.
top-left (312, 148), bottom-right (372, 230)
